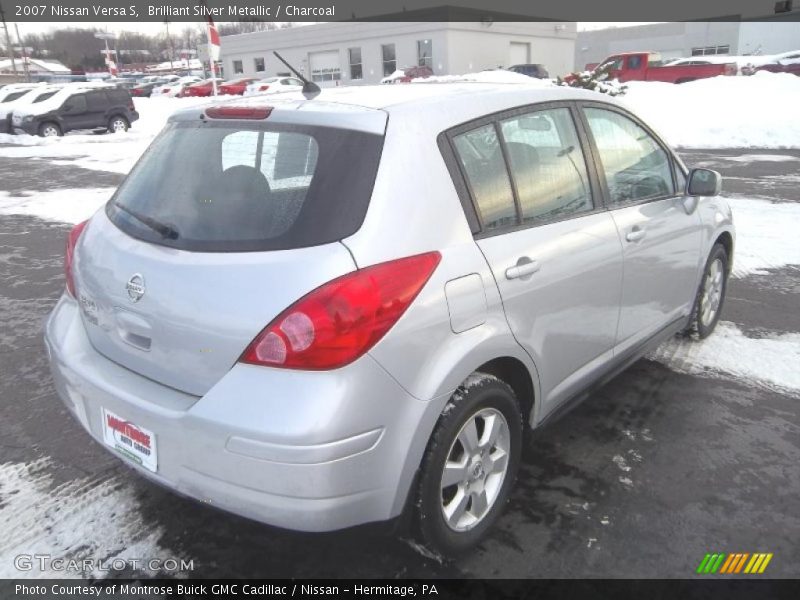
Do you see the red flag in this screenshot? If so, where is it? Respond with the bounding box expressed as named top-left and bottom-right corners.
top-left (206, 15), bottom-right (220, 61)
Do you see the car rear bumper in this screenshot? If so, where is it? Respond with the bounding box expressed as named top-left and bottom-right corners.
top-left (45, 294), bottom-right (440, 532)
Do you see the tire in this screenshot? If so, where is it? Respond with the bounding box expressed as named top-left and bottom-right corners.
top-left (38, 122), bottom-right (62, 137)
top-left (676, 77), bottom-right (696, 84)
top-left (415, 372), bottom-right (522, 556)
top-left (683, 243), bottom-right (729, 339)
top-left (108, 116), bottom-right (129, 134)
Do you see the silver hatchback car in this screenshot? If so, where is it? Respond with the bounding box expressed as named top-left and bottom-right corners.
top-left (45, 83), bottom-right (734, 554)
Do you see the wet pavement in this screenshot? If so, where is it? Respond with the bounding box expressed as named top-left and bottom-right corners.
top-left (0, 149), bottom-right (798, 578)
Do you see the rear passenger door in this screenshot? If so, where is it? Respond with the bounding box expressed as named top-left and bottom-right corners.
top-left (579, 104), bottom-right (702, 351)
top-left (84, 91), bottom-right (110, 129)
top-left (447, 104), bottom-right (624, 414)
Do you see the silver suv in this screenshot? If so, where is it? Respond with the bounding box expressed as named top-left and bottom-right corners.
top-left (45, 84), bottom-right (734, 554)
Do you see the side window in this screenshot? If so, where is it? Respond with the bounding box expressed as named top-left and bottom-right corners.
top-left (65, 94), bottom-right (87, 114)
top-left (675, 164), bottom-right (687, 192)
top-left (584, 107), bottom-right (675, 204)
top-left (627, 55), bottom-right (642, 69)
top-left (85, 91), bottom-right (108, 111)
top-left (452, 125), bottom-right (516, 232)
top-left (499, 108), bottom-right (593, 223)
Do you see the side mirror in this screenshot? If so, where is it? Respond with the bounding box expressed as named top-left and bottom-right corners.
top-left (63, 103), bottom-right (73, 112)
top-left (687, 168), bottom-right (722, 196)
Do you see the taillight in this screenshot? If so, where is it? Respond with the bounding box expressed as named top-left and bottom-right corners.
top-left (240, 252), bottom-right (441, 370)
top-left (259, 85), bottom-right (270, 91)
top-left (65, 220), bottom-right (89, 297)
top-left (205, 106), bottom-right (273, 119)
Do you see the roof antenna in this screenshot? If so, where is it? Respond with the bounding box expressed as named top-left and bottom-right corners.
top-left (273, 51), bottom-right (321, 99)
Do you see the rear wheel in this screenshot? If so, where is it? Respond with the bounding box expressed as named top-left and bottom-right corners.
top-left (415, 373), bottom-right (522, 555)
top-left (108, 116), bottom-right (129, 134)
top-left (683, 243), bottom-right (729, 338)
top-left (38, 122), bottom-right (62, 137)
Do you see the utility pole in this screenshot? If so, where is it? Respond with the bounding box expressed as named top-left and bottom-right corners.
top-left (14, 22), bottom-right (30, 81)
top-left (164, 20), bottom-right (176, 72)
top-left (0, 2), bottom-right (18, 76)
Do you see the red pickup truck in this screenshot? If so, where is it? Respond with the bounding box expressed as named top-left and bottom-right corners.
top-left (591, 52), bottom-right (737, 83)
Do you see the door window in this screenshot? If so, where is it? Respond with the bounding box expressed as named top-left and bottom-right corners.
top-left (452, 125), bottom-right (516, 231)
top-left (584, 107), bottom-right (675, 204)
top-left (85, 91), bottom-right (108, 111)
top-left (64, 94), bottom-right (87, 114)
top-left (499, 108), bottom-right (593, 222)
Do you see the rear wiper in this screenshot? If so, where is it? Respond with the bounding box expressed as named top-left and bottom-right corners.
top-left (113, 202), bottom-right (180, 240)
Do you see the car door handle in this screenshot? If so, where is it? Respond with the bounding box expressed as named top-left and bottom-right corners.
top-left (505, 259), bottom-right (540, 280)
top-left (626, 227), bottom-right (646, 242)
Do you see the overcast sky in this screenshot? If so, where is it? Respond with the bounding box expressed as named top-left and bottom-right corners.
top-left (12, 21), bottom-right (659, 37)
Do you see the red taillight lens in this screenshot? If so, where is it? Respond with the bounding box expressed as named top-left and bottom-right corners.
top-left (240, 252), bottom-right (441, 370)
top-left (205, 106), bottom-right (273, 119)
top-left (65, 220), bottom-right (88, 297)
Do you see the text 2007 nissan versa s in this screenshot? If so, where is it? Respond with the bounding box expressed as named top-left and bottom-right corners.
top-left (45, 82), bottom-right (734, 554)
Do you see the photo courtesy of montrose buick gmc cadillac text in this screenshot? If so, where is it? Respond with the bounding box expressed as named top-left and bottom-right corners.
top-left (45, 82), bottom-right (734, 554)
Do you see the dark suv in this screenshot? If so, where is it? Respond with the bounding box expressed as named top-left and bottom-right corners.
top-left (12, 87), bottom-right (139, 137)
top-left (507, 64), bottom-right (550, 79)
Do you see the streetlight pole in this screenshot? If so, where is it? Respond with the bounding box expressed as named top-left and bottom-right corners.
top-left (0, 3), bottom-right (18, 76)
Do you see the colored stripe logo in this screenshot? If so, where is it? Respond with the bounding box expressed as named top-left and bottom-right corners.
top-left (696, 552), bottom-right (773, 574)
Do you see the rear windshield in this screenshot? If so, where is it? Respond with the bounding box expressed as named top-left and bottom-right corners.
top-left (107, 120), bottom-right (384, 252)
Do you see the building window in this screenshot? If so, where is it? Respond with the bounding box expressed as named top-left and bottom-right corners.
top-left (691, 45), bottom-right (730, 56)
top-left (233, 60), bottom-right (243, 74)
top-left (417, 39), bottom-right (432, 68)
top-left (349, 47), bottom-right (363, 80)
top-left (254, 57), bottom-right (265, 72)
top-left (381, 43), bottom-right (396, 76)
top-left (311, 69), bottom-right (341, 83)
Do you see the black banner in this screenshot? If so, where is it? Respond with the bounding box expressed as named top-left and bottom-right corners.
top-left (1, 0), bottom-right (799, 22)
top-left (2, 580), bottom-right (800, 600)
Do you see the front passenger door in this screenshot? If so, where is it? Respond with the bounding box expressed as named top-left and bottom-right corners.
top-left (581, 105), bottom-right (703, 352)
top-left (60, 94), bottom-right (89, 132)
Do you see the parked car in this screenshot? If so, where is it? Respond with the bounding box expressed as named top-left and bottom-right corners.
top-left (0, 84), bottom-right (62, 133)
top-left (589, 52), bottom-right (737, 83)
top-left (12, 86), bottom-right (139, 136)
top-left (381, 66), bottom-right (434, 84)
top-left (218, 77), bottom-right (259, 95)
top-left (151, 76), bottom-right (203, 98)
top-left (507, 64), bottom-right (550, 79)
top-left (183, 78), bottom-right (225, 97)
top-left (243, 76), bottom-right (304, 96)
top-left (45, 84), bottom-right (733, 555)
top-left (0, 83), bottom-right (39, 103)
top-left (131, 79), bottom-right (168, 98)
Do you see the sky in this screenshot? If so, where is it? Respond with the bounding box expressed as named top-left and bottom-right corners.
top-left (12, 21), bottom-right (659, 37)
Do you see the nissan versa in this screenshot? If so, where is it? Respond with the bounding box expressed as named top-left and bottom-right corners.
top-left (45, 83), bottom-right (734, 554)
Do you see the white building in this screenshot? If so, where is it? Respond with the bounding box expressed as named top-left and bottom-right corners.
top-left (576, 21), bottom-right (800, 69)
top-left (0, 57), bottom-right (70, 75)
top-left (220, 21), bottom-right (577, 85)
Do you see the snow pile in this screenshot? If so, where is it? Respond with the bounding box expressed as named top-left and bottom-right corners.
top-left (650, 321), bottom-right (800, 395)
top-left (413, 69), bottom-right (550, 85)
top-left (726, 197), bottom-right (800, 277)
top-left (621, 72), bottom-right (800, 148)
top-left (0, 188), bottom-right (114, 224)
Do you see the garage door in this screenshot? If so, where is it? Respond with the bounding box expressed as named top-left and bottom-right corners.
top-left (509, 42), bottom-right (530, 65)
top-left (309, 50), bottom-right (341, 87)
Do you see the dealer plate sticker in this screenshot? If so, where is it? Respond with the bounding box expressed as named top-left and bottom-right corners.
top-left (102, 408), bottom-right (158, 472)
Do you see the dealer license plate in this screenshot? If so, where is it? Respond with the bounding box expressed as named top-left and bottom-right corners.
top-left (101, 408), bottom-right (158, 472)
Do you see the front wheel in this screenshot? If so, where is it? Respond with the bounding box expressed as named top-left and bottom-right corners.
top-left (685, 243), bottom-right (729, 338)
top-left (38, 122), bottom-right (62, 137)
top-left (415, 373), bottom-right (522, 556)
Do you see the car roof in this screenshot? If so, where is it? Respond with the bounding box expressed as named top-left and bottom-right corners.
top-left (170, 82), bottom-right (622, 134)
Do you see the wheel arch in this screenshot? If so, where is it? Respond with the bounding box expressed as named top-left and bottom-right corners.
top-left (714, 230), bottom-right (734, 273)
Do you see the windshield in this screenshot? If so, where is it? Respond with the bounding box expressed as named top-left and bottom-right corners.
top-left (107, 120), bottom-right (384, 252)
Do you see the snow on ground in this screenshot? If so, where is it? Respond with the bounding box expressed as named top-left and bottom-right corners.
top-left (726, 197), bottom-right (800, 277)
top-left (650, 322), bottom-right (800, 395)
top-left (0, 458), bottom-right (181, 578)
top-left (621, 72), bottom-right (800, 149)
top-left (0, 188), bottom-right (113, 224)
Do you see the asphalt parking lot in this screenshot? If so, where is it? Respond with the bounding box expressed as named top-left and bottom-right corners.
top-left (0, 149), bottom-right (798, 578)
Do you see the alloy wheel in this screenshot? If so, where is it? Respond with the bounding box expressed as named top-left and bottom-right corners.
top-left (700, 258), bottom-right (724, 327)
